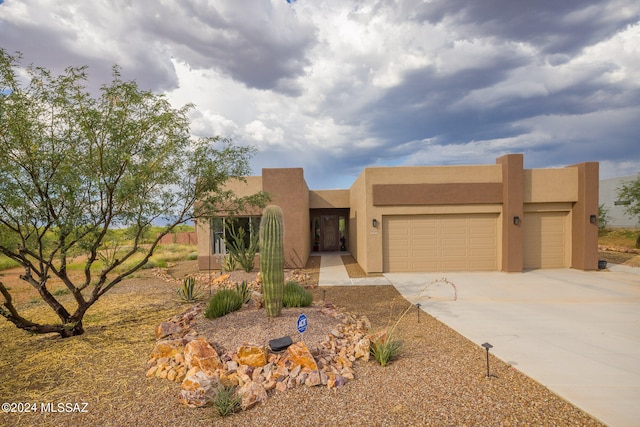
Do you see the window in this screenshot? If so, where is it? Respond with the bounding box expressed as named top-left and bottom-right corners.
top-left (210, 217), bottom-right (261, 254)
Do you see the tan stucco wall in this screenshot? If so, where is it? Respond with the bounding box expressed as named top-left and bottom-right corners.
top-left (196, 176), bottom-right (264, 270)
top-left (354, 164), bottom-right (503, 273)
top-left (570, 162), bottom-right (599, 270)
top-left (524, 169), bottom-right (578, 203)
top-left (196, 154), bottom-right (598, 274)
top-left (262, 168), bottom-right (310, 269)
top-left (309, 190), bottom-right (350, 209)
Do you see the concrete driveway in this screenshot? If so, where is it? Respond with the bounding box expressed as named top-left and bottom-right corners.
top-left (385, 268), bottom-right (640, 427)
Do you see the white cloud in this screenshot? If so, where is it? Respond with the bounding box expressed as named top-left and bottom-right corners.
top-left (1, 0), bottom-right (639, 188)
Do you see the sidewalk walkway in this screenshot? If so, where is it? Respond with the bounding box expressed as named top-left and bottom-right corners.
top-left (316, 253), bottom-right (391, 286)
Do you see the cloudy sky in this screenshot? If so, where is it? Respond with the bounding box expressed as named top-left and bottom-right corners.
top-left (1, 0), bottom-right (639, 189)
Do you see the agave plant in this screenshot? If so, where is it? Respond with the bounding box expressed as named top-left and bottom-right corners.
top-left (176, 276), bottom-right (203, 302)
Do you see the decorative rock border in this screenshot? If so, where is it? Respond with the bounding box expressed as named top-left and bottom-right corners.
top-left (146, 298), bottom-right (373, 411)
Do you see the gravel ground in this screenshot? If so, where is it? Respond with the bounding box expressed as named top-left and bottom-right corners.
top-left (1, 259), bottom-right (605, 426)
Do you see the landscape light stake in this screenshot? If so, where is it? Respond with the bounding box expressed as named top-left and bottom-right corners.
top-left (481, 342), bottom-right (493, 378)
top-left (416, 303), bottom-right (422, 323)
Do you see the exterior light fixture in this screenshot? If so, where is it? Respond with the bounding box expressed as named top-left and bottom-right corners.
top-left (416, 303), bottom-right (422, 323)
top-left (372, 218), bottom-right (378, 228)
top-left (481, 342), bottom-right (493, 378)
top-left (590, 214), bottom-right (597, 224)
top-left (513, 216), bottom-right (520, 226)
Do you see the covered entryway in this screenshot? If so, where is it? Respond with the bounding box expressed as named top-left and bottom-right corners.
top-left (382, 214), bottom-right (498, 272)
top-left (523, 211), bottom-right (569, 269)
top-left (310, 208), bottom-right (349, 252)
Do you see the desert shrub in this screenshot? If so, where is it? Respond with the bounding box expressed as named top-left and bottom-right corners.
top-left (235, 281), bottom-right (252, 304)
top-left (221, 254), bottom-right (238, 272)
top-left (205, 289), bottom-right (243, 319)
top-left (370, 337), bottom-right (403, 367)
top-left (283, 280), bottom-right (313, 308)
top-left (213, 385), bottom-right (242, 417)
top-left (53, 288), bottom-right (70, 296)
top-left (142, 260), bottom-right (157, 269)
top-left (225, 223), bottom-right (259, 272)
top-left (177, 277), bottom-right (203, 303)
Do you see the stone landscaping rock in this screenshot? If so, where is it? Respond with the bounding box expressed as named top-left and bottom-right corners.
top-left (179, 370), bottom-right (217, 407)
top-left (147, 291), bottom-right (374, 412)
top-left (238, 381), bottom-right (268, 410)
top-left (150, 338), bottom-right (186, 359)
top-left (184, 338), bottom-right (222, 373)
top-left (278, 341), bottom-right (318, 371)
top-left (155, 321), bottom-right (183, 339)
top-left (237, 345), bottom-right (268, 367)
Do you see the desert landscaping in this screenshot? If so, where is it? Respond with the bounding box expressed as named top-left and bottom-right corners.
top-left (1, 251), bottom-right (624, 426)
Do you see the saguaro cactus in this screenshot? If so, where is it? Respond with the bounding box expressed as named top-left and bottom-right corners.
top-left (259, 205), bottom-right (285, 317)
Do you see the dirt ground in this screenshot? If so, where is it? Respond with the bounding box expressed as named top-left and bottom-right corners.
top-left (0, 256), bottom-right (606, 426)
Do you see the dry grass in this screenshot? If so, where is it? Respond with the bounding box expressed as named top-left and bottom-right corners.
top-left (598, 227), bottom-right (639, 248)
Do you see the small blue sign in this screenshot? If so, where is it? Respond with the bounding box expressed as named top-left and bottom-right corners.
top-left (296, 313), bottom-right (308, 333)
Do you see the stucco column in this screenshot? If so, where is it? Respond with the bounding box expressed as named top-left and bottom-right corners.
top-left (570, 162), bottom-right (599, 270)
top-left (497, 154), bottom-right (524, 272)
top-left (262, 168), bottom-right (310, 269)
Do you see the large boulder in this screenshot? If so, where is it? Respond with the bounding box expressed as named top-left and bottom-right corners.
top-left (179, 370), bottom-right (217, 407)
top-left (277, 341), bottom-right (318, 371)
top-left (237, 345), bottom-right (268, 367)
top-left (184, 338), bottom-right (222, 372)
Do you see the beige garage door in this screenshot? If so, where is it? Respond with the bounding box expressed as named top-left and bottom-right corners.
top-left (383, 214), bottom-right (498, 272)
top-left (523, 212), bottom-right (568, 269)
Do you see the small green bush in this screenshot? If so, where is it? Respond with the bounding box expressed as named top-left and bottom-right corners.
top-left (205, 289), bottom-right (243, 319)
top-left (283, 281), bottom-right (313, 308)
top-left (213, 385), bottom-right (242, 417)
top-left (370, 338), bottom-right (403, 367)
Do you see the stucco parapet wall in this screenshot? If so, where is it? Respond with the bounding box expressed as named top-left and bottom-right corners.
top-left (364, 164), bottom-right (503, 184)
top-left (523, 168), bottom-right (578, 203)
top-left (372, 182), bottom-right (503, 206)
top-left (309, 189), bottom-right (350, 209)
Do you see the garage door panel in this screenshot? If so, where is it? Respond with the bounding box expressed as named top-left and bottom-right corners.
top-left (383, 214), bottom-right (497, 272)
top-left (523, 212), bottom-right (568, 269)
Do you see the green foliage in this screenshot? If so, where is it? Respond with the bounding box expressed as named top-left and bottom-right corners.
top-left (283, 281), bottom-right (313, 308)
top-left (0, 49), bottom-right (267, 337)
top-left (370, 338), bottom-right (403, 367)
top-left (369, 301), bottom-right (413, 367)
top-left (221, 254), bottom-right (238, 272)
top-left (0, 255), bottom-right (19, 271)
top-left (53, 288), bottom-right (70, 296)
top-left (177, 277), bottom-right (203, 303)
top-left (212, 385), bottom-right (242, 417)
top-left (598, 203), bottom-right (610, 231)
top-left (235, 281), bottom-right (252, 304)
top-left (204, 289), bottom-right (243, 319)
top-left (259, 205), bottom-right (285, 317)
top-left (617, 176), bottom-right (640, 247)
top-left (225, 221), bottom-right (259, 272)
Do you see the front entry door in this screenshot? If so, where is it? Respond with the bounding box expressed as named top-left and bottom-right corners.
top-left (321, 216), bottom-right (340, 251)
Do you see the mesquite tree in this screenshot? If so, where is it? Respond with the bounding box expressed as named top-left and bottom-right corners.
top-left (259, 205), bottom-right (285, 317)
top-left (0, 50), bottom-right (268, 337)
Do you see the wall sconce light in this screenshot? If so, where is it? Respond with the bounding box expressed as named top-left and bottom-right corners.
top-left (372, 218), bottom-right (378, 228)
top-left (513, 216), bottom-right (520, 226)
top-left (590, 214), bottom-right (597, 224)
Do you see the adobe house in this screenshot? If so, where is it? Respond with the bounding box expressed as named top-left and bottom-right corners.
top-left (196, 154), bottom-right (599, 273)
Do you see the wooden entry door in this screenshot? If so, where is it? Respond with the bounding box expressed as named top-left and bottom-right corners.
top-left (321, 216), bottom-right (340, 251)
